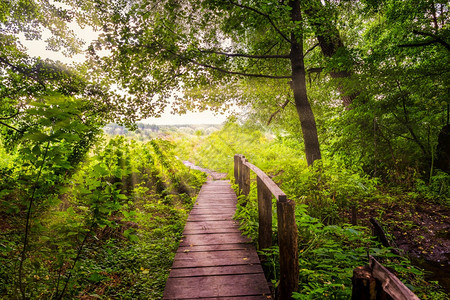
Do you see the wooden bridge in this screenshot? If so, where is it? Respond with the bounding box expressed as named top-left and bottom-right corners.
top-left (164, 155), bottom-right (421, 300)
top-left (163, 180), bottom-right (272, 299)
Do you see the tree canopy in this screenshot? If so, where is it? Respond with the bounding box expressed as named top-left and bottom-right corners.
top-left (0, 0), bottom-right (448, 170)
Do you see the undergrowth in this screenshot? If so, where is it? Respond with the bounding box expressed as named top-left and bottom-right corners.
top-left (0, 136), bottom-right (206, 299)
top-left (177, 121), bottom-right (448, 299)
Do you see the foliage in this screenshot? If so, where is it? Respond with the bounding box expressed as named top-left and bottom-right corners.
top-left (0, 136), bottom-right (205, 299)
top-left (1, 0), bottom-right (449, 299)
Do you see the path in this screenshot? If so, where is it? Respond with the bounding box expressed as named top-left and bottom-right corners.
top-left (163, 180), bottom-right (271, 299)
top-left (182, 160), bottom-right (228, 180)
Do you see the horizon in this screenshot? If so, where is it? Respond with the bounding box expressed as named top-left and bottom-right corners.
top-left (19, 21), bottom-right (230, 126)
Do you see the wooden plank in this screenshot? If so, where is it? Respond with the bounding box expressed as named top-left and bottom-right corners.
top-left (187, 215), bottom-right (234, 222)
top-left (242, 159), bottom-right (251, 196)
top-left (195, 198), bottom-right (237, 202)
top-left (163, 274), bottom-right (270, 299)
top-left (197, 192), bottom-right (236, 196)
top-left (188, 214), bottom-right (235, 219)
top-left (195, 201), bottom-right (237, 205)
top-left (171, 249), bottom-right (261, 268)
top-left (177, 243), bottom-right (255, 253)
top-left (370, 256), bottom-right (420, 300)
top-left (196, 198), bottom-right (237, 202)
top-left (169, 265), bottom-right (265, 278)
top-left (239, 156), bottom-right (244, 194)
top-left (234, 154), bottom-right (239, 185)
top-left (179, 233), bottom-right (251, 246)
top-left (193, 203), bottom-right (236, 207)
top-left (184, 220), bottom-right (240, 229)
top-left (190, 209), bottom-right (236, 215)
top-left (182, 296), bottom-right (270, 300)
top-left (189, 211), bottom-right (236, 215)
top-left (183, 228), bottom-right (242, 234)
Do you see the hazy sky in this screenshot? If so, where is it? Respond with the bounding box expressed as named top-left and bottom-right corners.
top-left (20, 20), bottom-right (229, 125)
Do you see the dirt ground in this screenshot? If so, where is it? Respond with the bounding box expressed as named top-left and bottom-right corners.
top-left (356, 198), bottom-right (450, 293)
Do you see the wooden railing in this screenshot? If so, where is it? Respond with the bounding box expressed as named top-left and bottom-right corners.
top-left (234, 154), bottom-right (298, 300)
top-left (353, 256), bottom-right (420, 300)
top-left (234, 154), bottom-right (422, 300)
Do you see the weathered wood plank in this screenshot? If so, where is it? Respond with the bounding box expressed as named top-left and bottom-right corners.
top-left (169, 265), bottom-right (265, 278)
top-left (190, 209), bottom-right (236, 215)
top-left (370, 256), bottom-right (420, 300)
top-left (177, 243), bottom-right (254, 253)
top-left (195, 199), bottom-right (237, 203)
top-left (163, 274), bottom-right (270, 299)
top-left (187, 215), bottom-right (235, 222)
top-left (179, 233), bottom-right (251, 246)
top-left (234, 154), bottom-right (239, 186)
top-left (242, 159), bottom-right (251, 196)
top-left (171, 249), bottom-right (260, 268)
top-left (182, 296), bottom-right (270, 300)
top-left (183, 228), bottom-right (242, 234)
top-left (183, 220), bottom-right (240, 229)
top-left (197, 193), bottom-right (236, 197)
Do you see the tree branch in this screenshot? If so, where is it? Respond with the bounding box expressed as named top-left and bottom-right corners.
top-left (200, 49), bottom-right (290, 59)
top-left (0, 57), bottom-right (46, 88)
top-left (158, 43), bottom-right (290, 79)
top-left (18, 139), bottom-right (51, 298)
top-left (398, 30), bottom-right (450, 51)
top-left (0, 121), bottom-right (22, 132)
top-left (398, 38), bottom-right (441, 48)
top-left (227, 0), bottom-right (292, 45)
top-left (189, 59), bottom-right (292, 79)
top-left (307, 67), bottom-right (324, 73)
top-left (148, 41), bottom-right (292, 79)
top-left (267, 97), bottom-right (291, 125)
top-left (0, 110), bottom-right (20, 120)
top-left (413, 29), bottom-right (450, 51)
top-left (304, 43), bottom-right (319, 58)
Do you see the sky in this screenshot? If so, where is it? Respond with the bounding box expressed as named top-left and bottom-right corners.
top-left (19, 18), bottom-right (229, 125)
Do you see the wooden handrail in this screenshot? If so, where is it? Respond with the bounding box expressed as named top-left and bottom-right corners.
top-left (370, 256), bottom-right (420, 300)
top-left (235, 156), bottom-right (421, 300)
top-left (245, 161), bottom-right (287, 202)
top-left (352, 256), bottom-right (421, 300)
top-left (234, 154), bottom-right (298, 300)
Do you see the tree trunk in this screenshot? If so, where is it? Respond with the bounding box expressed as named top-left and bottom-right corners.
top-left (289, 0), bottom-right (321, 166)
top-left (436, 124), bottom-right (450, 172)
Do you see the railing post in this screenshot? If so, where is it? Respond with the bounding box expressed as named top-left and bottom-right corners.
top-left (257, 176), bottom-right (272, 251)
top-left (277, 196), bottom-right (299, 300)
top-left (242, 158), bottom-right (250, 196)
top-left (238, 156), bottom-right (244, 194)
top-left (234, 154), bottom-right (240, 187)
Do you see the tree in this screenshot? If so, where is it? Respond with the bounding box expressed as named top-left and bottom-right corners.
top-left (327, 0), bottom-right (449, 176)
top-left (0, 2), bottom-right (117, 297)
top-left (92, 0), bottom-right (323, 165)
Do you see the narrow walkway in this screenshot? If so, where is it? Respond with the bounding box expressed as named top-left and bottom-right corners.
top-left (163, 180), bottom-right (271, 299)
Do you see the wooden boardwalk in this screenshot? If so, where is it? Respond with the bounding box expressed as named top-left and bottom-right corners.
top-left (163, 180), bottom-right (271, 300)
